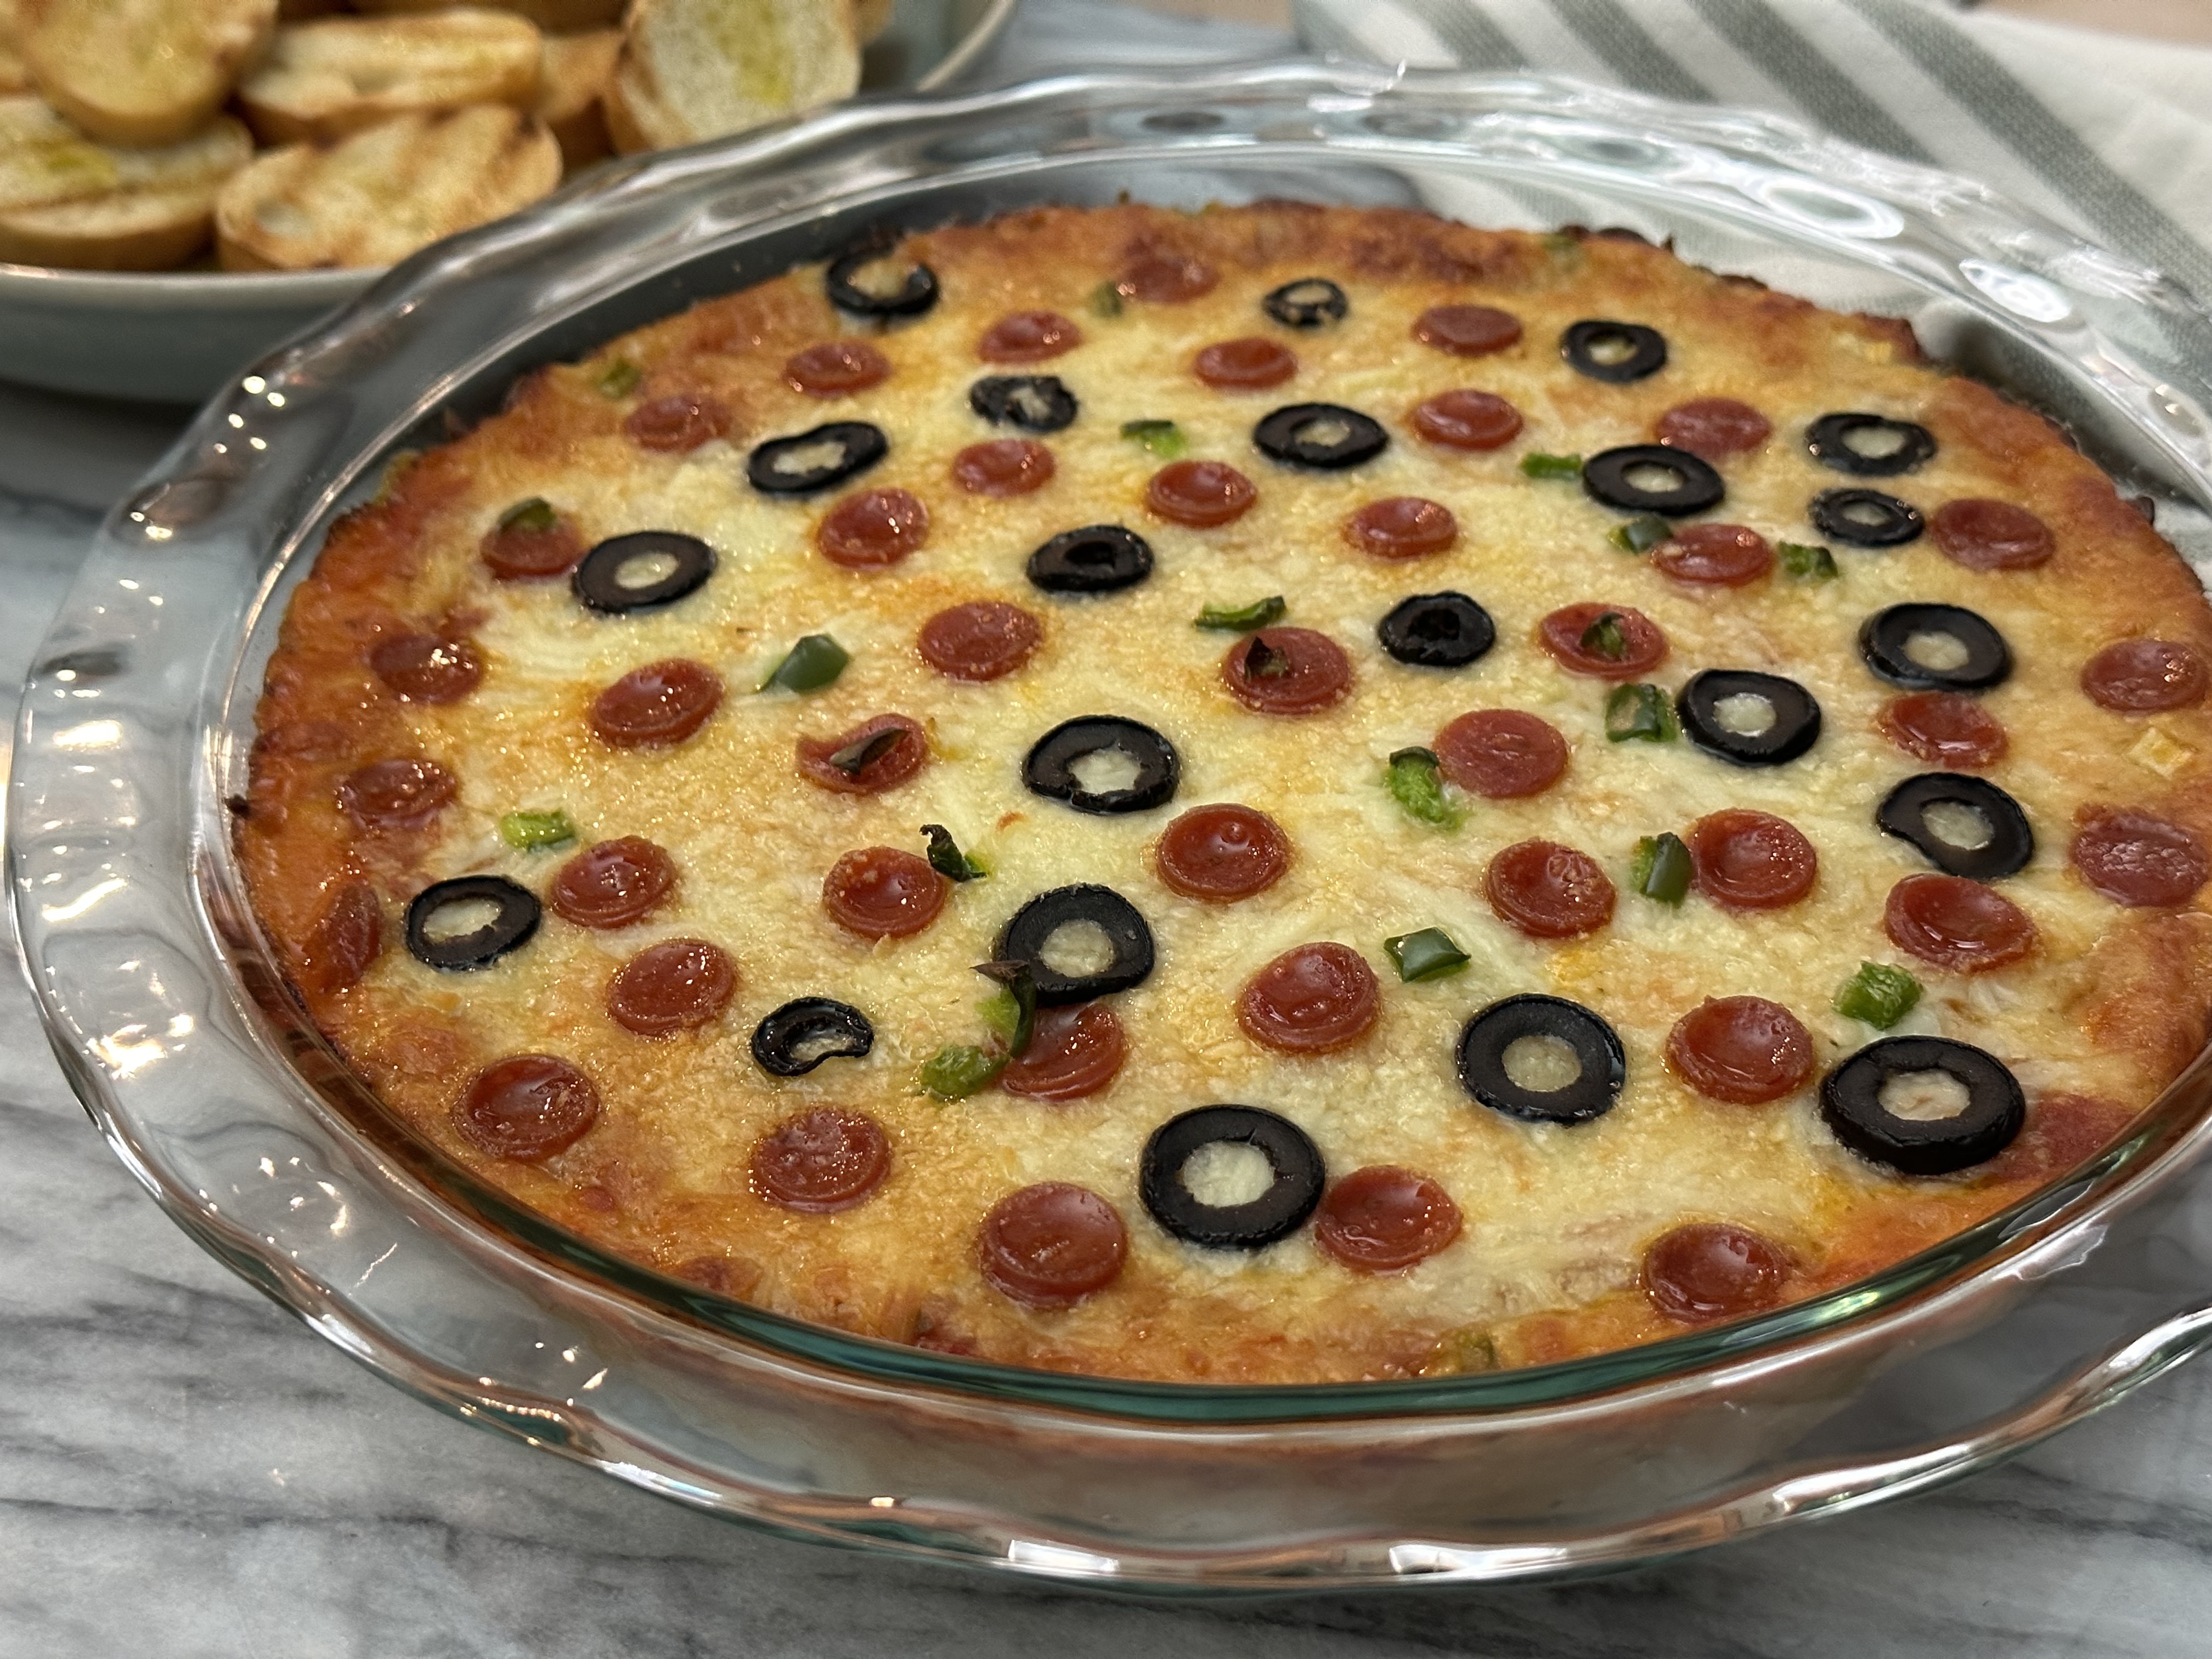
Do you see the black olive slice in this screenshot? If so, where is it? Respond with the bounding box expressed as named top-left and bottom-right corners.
top-left (1857, 602), bottom-right (2012, 691)
top-left (1561, 319), bottom-right (1667, 383)
top-left (1582, 443), bottom-right (1725, 517)
top-left (1252, 402), bottom-right (1388, 470)
top-left (1677, 669), bottom-right (1822, 766)
top-left (1805, 412), bottom-right (1936, 477)
top-left (1378, 591), bottom-right (1496, 668)
top-left (824, 238), bottom-right (939, 318)
top-left (750, 997), bottom-right (874, 1076)
top-left (571, 531), bottom-right (716, 614)
top-left (1811, 487), bottom-right (1924, 548)
top-left (996, 884), bottom-right (1156, 1006)
top-left (1456, 994), bottom-right (1624, 1125)
top-left (1262, 276), bottom-right (1348, 329)
top-left (1139, 1104), bottom-right (1325, 1249)
top-left (1877, 774), bottom-right (2034, 881)
top-left (746, 421), bottom-right (888, 496)
top-left (1026, 524), bottom-right (1153, 595)
top-left (404, 875), bottom-right (539, 970)
top-left (1820, 1036), bottom-right (2025, 1176)
top-left (1023, 715), bottom-right (1179, 814)
top-left (969, 374), bottom-right (1079, 433)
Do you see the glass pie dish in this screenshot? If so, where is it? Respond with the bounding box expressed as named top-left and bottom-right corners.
top-left (16, 61), bottom-right (2212, 1591)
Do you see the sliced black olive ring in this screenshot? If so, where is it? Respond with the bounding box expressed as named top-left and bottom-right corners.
top-left (1820, 1036), bottom-right (2025, 1176)
top-left (1677, 669), bottom-right (1822, 767)
top-left (970, 374), bottom-right (1079, 433)
top-left (1457, 994), bottom-right (1624, 1125)
top-left (1877, 773), bottom-right (2034, 881)
top-left (1023, 715), bottom-right (1180, 814)
top-left (1805, 412), bottom-right (1936, 477)
top-left (405, 875), bottom-right (540, 970)
top-left (746, 421), bottom-right (888, 496)
top-left (1858, 602), bottom-right (2012, 692)
top-left (1561, 319), bottom-right (1667, 383)
top-left (1262, 276), bottom-right (1348, 329)
top-left (1252, 402), bottom-right (1389, 470)
top-left (750, 997), bottom-right (874, 1076)
top-left (997, 884), bottom-right (1156, 1006)
top-left (571, 531), bottom-right (716, 614)
top-left (1582, 443), bottom-right (1725, 517)
top-left (1139, 1104), bottom-right (1326, 1249)
top-left (824, 238), bottom-right (939, 318)
top-left (1378, 591), bottom-right (1497, 668)
top-left (1811, 486), bottom-right (1924, 548)
top-left (1026, 524), bottom-right (1153, 595)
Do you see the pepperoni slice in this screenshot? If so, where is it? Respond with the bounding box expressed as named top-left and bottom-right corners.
top-left (589, 658), bottom-right (723, 748)
top-left (624, 393), bottom-right (731, 453)
top-left (816, 487), bottom-right (929, 568)
top-left (336, 757), bottom-right (455, 832)
top-left (1485, 839), bottom-right (1615, 939)
top-left (1117, 253), bottom-right (1216, 304)
top-left (998, 1002), bottom-right (1127, 1102)
top-left (1665, 997), bottom-right (1814, 1104)
top-left (978, 1182), bottom-right (1127, 1307)
top-left (1880, 691), bottom-right (2008, 769)
top-left (1194, 336), bottom-right (1297, 391)
top-left (1154, 802), bottom-right (1291, 901)
top-left (1884, 873), bottom-right (2038, 973)
top-left (952, 438), bottom-right (1054, 497)
top-left (1147, 459), bottom-right (1256, 527)
top-left (606, 938), bottom-right (736, 1036)
top-left (2071, 807), bottom-right (2210, 907)
top-left (1221, 627), bottom-right (1352, 715)
top-left (1410, 388), bottom-right (1522, 451)
top-left (796, 713), bottom-right (927, 794)
top-left (481, 511), bottom-right (584, 580)
top-left (1655, 398), bottom-right (1771, 460)
top-left (1314, 1166), bottom-right (1462, 1272)
top-left (784, 340), bottom-right (890, 397)
top-left (369, 631), bottom-right (483, 703)
top-left (2082, 639), bottom-right (2209, 713)
top-left (300, 879), bottom-right (382, 996)
top-left (751, 1108), bottom-right (890, 1214)
top-left (1984, 1092), bottom-right (2136, 1187)
top-left (970, 309), bottom-right (1075, 363)
top-left (1932, 498), bottom-right (2053, 571)
top-left (1652, 523), bottom-right (1772, 586)
top-left (1538, 602), bottom-right (1668, 679)
top-left (1344, 496), bottom-right (1458, 559)
top-left (1687, 809), bottom-right (1818, 911)
top-left (1412, 304), bottom-right (1522, 357)
top-left (1641, 1222), bottom-right (1788, 1324)
top-left (821, 847), bottom-right (948, 940)
top-left (455, 1054), bottom-right (600, 1161)
top-left (1435, 709), bottom-right (1568, 799)
top-left (1238, 942), bottom-right (1379, 1054)
top-left (917, 600), bottom-right (1041, 682)
top-left (550, 836), bottom-right (676, 929)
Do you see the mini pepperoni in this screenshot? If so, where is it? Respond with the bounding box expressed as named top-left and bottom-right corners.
top-left (1221, 627), bottom-right (1352, 715)
top-left (1538, 602), bottom-right (1668, 679)
top-left (978, 1182), bottom-right (1127, 1307)
top-left (1880, 691), bottom-right (2008, 769)
top-left (1884, 873), bottom-right (2038, 973)
top-left (2081, 639), bottom-right (2209, 713)
top-left (369, 630), bottom-right (483, 703)
top-left (821, 847), bottom-right (948, 940)
top-left (454, 1054), bottom-right (600, 1161)
top-left (606, 938), bottom-right (736, 1036)
top-left (917, 600), bottom-right (1042, 682)
top-left (1985, 1092), bottom-right (2135, 1187)
top-left (1435, 710), bottom-right (1569, 800)
top-left (816, 487), bottom-right (929, 568)
top-left (1932, 498), bottom-right (2053, 571)
top-left (589, 658), bottom-right (723, 748)
top-left (1651, 523), bottom-right (1772, 586)
top-left (336, 757), bottom-right (455, 832)
top-left (1238, 942), bottom-right (1380, 1054)
top-left (1117, 253), bottom-right (1216, 303)
top-left (979, 310), bottom-right (1081, 363)
top-left (624, 393), bottom-right (731, 453)
top-left (1655, 397), bottom-right (1771, 460)
top-left (1665, 997), bottom-right (1815, 1104)
top-left (784, 340), bottom-right (890, 397)
top-left (550, 836), bottom-right (676, 929)
top-left (796, 713), bottom-right (927, 794)
top-left (1194, 336), bottom-right (1296, 390)
top-left (481, 511), bottom-right (584, 580)
top-left (952, 438), bottom-right (1054, 497)
top-left (1154, 802), bottom-right (1291, 901)
top-left (1687, 809), bottom-right (1818, 911)
top-left (1412, 304), bottom-right (1522, 357)
top-left (998, 1003), bottom-right (1127, 1102)
top-left (1147, 459), bottom-right (1256, 527)
top-left (2071, 807), bottom-right (2210, 907)
top-left (1410, 388), bottom-right (1522, 451)
top-left (1344, 496), bottom-right (1457, 559)
top-left (751, 1108), bottom-right (890, 1214)
top-left (1485, 840), bottom-right (1615, 939)
top-left (1314, 1166), bottom-right (1462, 1273)
top-left (300, 879), bottom-right (382, 996)
top-left (1641, 1222), bottom-right (1788, 1324)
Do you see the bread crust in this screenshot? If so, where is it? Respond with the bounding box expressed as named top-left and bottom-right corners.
top-left (603, 0), bottom-right (858, 155)
top-left (22, 0), bottom-right (275, 146)
top-left (0, 97), bottom-right (251, 269)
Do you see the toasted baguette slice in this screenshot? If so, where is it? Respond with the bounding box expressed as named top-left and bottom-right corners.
top-left (278, 0), bottom-right (349, 17)
top-left (0, 1), bottom-right (27, 98)
top-left (22, 0), bottom-right (276, 146)
top-left (238, 11), bottom-right (544, 147)
top-left (358, 0), bottom-right (624, 27)
top-left (0, 95), bottom-right (251, 268)
top-left (537, 27), bottom-right (616, 170)
top-left (216, 104), bottom-right (560, 270)
top-left (851, 0), bottom-right (894, 46)
top-left (605, 0), bottom-right (859, 156)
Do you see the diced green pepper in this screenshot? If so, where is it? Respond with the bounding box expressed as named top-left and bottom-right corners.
top-left (1579, 610), bottom-right (1628, 661)
top-left (1195, 595), bottom-right (1287, 633)
top-left (1121, 418), bottom-right (1187, 459)
top-left (1778, 540), bottom-right (1839, 582)
top-left (1384, 927), bottom-right (1471, 983)
top-left (1836, 961), bottom-right (1922, 1029)
top-left (1606, 682), bottom-right (1678, 743)
top-left (916, 1044), bottom-right (1006, 1101)
top-left (1609, 514), bottom-right (1671, 555)
top-left (827, 726), bottom-right (907, 776)
top-left (1386, 746), bottom-right (1463, 830)
top-left (595, 358), bottom-right (641, 398)
top-left (498, 809), bottom-right (575, 851)
top-left (1429, 1328), bottom-right (1500, 1375)
top-left (1088, 280), bottom-right (1125, 319)
top-left (1519, 452), bottom-right (1583, 480)
top-left (974, 960), bottom-right (1037, 1057)
top-left (498, 496), bottom-right (557, 534)
top-left (921, 823), bottom-right (986, 883)
top-left (1629, 832), bottom-right (1692, 905)
top-left (1240, 636), bottom-right (1289, 678)
top-left (759, 633), bottom-right (849, 693)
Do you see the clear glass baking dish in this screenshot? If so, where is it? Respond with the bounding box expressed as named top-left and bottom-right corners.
top-left (16, 61), bottom-right (2212, 1591)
